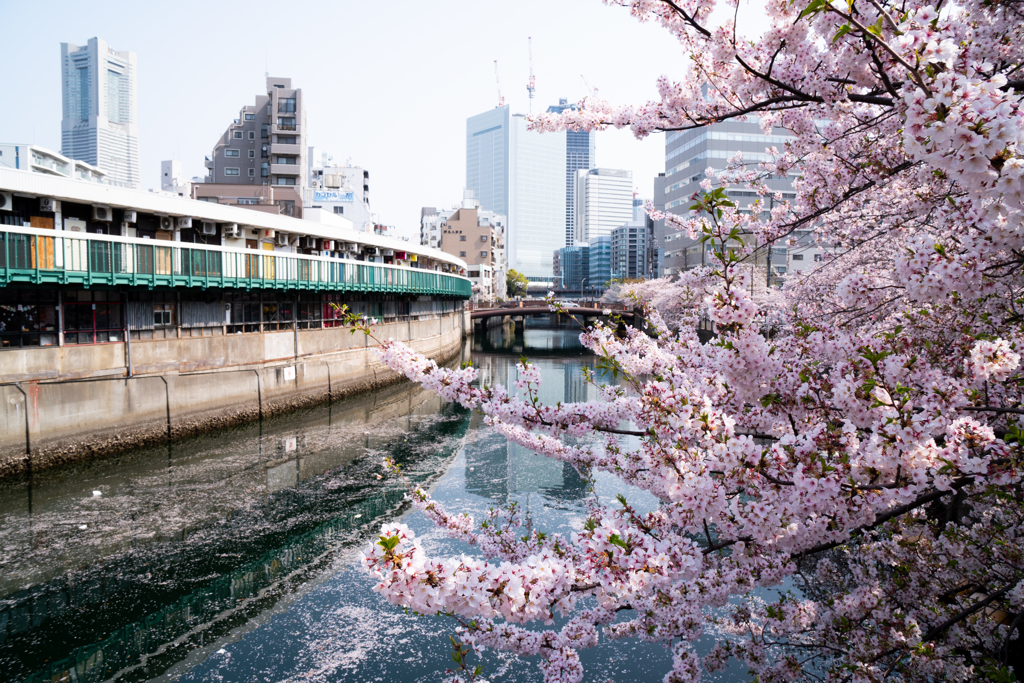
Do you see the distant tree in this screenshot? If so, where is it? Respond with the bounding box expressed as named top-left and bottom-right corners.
top-left (505, 269), bottom-right (528, 298)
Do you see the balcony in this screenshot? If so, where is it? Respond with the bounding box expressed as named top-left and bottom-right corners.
top-left (270, 143), bottom-right (302, 156)
top-left (0, 226), bottom-right (473, 298)
top-left (271, 164), bottom-right (301, 176)
top-left (272, 123), bottom-right (298, 134)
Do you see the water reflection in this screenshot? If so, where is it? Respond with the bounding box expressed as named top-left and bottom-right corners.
top-left (4, 329), bottom-right (742, 683)
top-left (0, 349), bottom-right (470, 683)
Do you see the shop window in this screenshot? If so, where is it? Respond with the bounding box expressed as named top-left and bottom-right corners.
top-left (0, 289), bottom-right (58, 348)
top-left (63, 300), bottom-right (123, 344)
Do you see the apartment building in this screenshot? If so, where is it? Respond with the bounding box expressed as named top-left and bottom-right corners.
top-left (197, 77), bottom-right (306, 218)
top-left (422, 190), bottom-right (507, 301)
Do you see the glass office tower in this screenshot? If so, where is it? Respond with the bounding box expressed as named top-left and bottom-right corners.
top-left (547, 99), bottom-right (595, 248)
top-left (467, 107), bottom-right (565, 282)
top-left (466, 106), bottom-right (510, 220)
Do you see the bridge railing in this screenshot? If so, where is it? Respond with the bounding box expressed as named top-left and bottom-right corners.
top-left (0, 226), bottom-right (472, 298)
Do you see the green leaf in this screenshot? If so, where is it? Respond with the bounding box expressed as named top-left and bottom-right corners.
top-left (796, 0), bottom-right (826, 21)
top-left (609, 533), bottom-right (630, 551)
top-left (832, 23), bottom-right (852, 42)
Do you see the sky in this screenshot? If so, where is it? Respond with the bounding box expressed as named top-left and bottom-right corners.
top-left (0, 0), bottom-right (694, 241)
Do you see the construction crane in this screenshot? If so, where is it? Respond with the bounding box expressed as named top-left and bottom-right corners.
top-left (494, 60), bottom-right (505, 108)
top-left (527, 37), bottom-right (536, 114)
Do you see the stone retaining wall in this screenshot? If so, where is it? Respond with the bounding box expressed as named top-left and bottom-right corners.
top-left (0, 311), bottom-right (469, 477)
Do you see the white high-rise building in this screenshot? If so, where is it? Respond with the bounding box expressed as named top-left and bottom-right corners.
top-left (60, 38), bottom-right (139, 188)
top-left (574, 168), bottom-right (633, 244)
top-left (466, 106), bottom-right (565, 282)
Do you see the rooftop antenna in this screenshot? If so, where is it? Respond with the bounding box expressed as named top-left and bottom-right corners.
top-left (494, 60), bottom-right (505, 108)
top-left (527, 37), bottom-right (536, 114)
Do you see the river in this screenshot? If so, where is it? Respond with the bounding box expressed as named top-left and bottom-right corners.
top-left (1, 327), bottom-right (746, 682)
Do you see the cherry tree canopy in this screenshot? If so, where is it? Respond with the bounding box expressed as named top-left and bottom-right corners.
top-left (361, 0), bottom-right (1024, 680)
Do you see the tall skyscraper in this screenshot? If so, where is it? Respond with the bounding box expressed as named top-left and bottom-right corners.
top-left (466, 106), bottom-right (565, 282)
top-left (661, 121), bottom-right (797, 275)
top-left (574, 168), bottom-right (633, 244)
top-left (547, 99), bottom-right (595, 248)
top-left (60, 38), bottom-right (139, 188)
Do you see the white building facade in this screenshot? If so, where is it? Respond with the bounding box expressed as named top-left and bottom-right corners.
top-left (0, 144), bottom-right (107, 184)
top-left (60, 38), bottom-right (139, 189)
top-left (305, 150), bottom-right (375, 232)
top-left (574, 168), bottom-right (633, 245)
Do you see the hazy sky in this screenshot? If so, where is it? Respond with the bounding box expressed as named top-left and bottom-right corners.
top-left (1, 0), bottom-right (696, 240)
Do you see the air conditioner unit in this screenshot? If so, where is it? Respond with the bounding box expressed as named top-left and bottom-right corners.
top-left (224, 223), bottom-right (242, 238)
top-left (159, 216), bottom-right (174, 230)
top-left (300, 236), bottom-right (317, 249)
top-left (39, 197), bottom-right (58, 213)
top-left (0, 192), bottom-right (11, 212)
top-left (201, 221), bottom-right (217, 235)
top-left (320, 239), bottom-right (335, 251)
top-left (176, 216), bottom-right (193, 229)
top-left (275, 232), bottom-right (289, 246)
top-left (123, 210), bottom-right (137, 223)
top-left (364, 247), bottom-right (380, 256)
top-left (93, 205), bottom-right (113, 222)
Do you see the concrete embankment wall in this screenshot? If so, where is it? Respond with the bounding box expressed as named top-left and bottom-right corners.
top-left (0, 311), bottom-right (469, 477)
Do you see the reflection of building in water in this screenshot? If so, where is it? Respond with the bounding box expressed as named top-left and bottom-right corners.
top-left (464, 355), bottom-right (591, 504)
top-left (563, 362), bottom-right (593, 404)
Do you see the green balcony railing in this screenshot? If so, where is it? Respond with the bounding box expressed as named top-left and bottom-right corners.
top-left (0, 227), bottom-right (472, 298)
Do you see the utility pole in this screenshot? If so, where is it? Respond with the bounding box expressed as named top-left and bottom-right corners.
top-left (527, 37), bottom-right (536, 115)
top-left (494, 61), bottom-right (505, 108)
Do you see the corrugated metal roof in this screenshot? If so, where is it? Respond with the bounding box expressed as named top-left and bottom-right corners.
top-left (0, 168), bottom-right (466, 269)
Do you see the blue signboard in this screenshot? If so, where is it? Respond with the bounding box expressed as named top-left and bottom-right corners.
top-left (313, 190), bottom-right (354, 202)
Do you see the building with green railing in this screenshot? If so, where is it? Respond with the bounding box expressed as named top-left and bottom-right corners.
top-left (0, 168), bottom-right (471, 353)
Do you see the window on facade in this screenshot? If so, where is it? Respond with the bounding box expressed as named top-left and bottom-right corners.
top-left (245, 113), bottom-right (255, 120)
top-left (459, 235), bottom-right (466, 241)
top-left (0, 290), bottom-right (58, 348)
top-left (233, 131), bottom-right (243, 139)
top-left (275, 177), bottom-right (296, 186)
top-left (813, 254), bottom-right (823, 262)
top-left (248, 149), bottom-right (255, 158)
top-left (154, 303), bottom-right (174, 328)
top-left (278, 98), bottom-right (296, 113)
top-left (261, 163), bottom-right (269, 177)
top-left (275, 156), bottom-right (296, 165)
top-left (63, 299), bottom-right (123, 344)
top-left (459, 251), bottom-right (467, 257)
top-left (792, 253), bottom-right (804, 261)
top-left (225, 149), bottom-right (240, 157)
top-left (481, 235), bottom-right (488, 242)
top-left (225, 168), bottom-right (240, 176)
top-left (261, 124), bottom-right (269, 139)
top-left (333, 206), bottom-right (344, 215)
top-left (248, 131), bottom-right (255, 140)
top-left (480, 251), bottom-right (488, 257)
top-left (248, 168), bottom-right (255, 177)
top-left (276, 135), bottom-right (297, 144)
top-left (261, 146), bottom-right (268, 158)
top-left (277, 117), bottom-right (296, 130)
